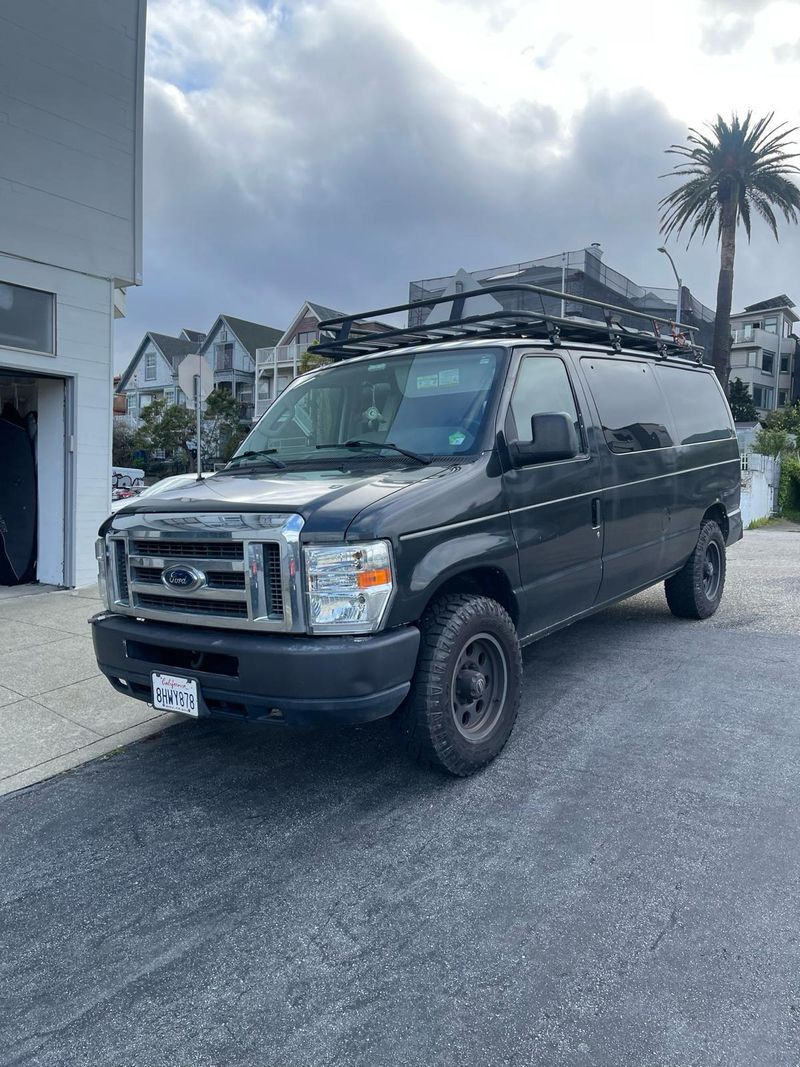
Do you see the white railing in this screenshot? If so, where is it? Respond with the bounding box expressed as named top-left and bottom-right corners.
top-left (255, 343), bottom-right (306, 368)
top-left (731, 326), bottom-right (792, 350)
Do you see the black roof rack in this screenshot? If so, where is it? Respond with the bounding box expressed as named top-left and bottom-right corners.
top-left (315, 283), bottom-right (704, 364)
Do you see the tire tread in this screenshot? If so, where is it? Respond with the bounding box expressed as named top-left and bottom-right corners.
top-left (395, 594), bottom-right (522, 776)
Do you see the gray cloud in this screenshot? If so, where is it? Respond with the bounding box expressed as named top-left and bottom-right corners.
top-left (774, 39), bottom-right (800, 62)
top-left (116, 0), bottom-right (798, 366)
top-left (697, 0), bottom-right (800, 54)
top-left (700, 14), bottom-right (755, 53)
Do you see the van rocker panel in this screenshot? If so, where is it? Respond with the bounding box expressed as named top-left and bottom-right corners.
top-left (91, 614), bottom-right (420, 726)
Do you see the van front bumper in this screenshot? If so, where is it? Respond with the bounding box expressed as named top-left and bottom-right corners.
top-left (91, 613), bottom-right (420, 727)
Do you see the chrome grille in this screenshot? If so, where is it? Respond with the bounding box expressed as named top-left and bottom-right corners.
top-left (106, 512), bottom-right (304, 632)
top-left (137, 593), bottom-right (249, 618)
top-left (131, 567), bottom-right (246, 591)
top-left (263, 543), bottom-right (283, 617)
top-left (113, 541), bottom-right (129, 604)
top-left (132, 539), bottom-right (242, 560)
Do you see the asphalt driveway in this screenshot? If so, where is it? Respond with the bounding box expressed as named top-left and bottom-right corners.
top-left (1, 529), bottom-right (799, 1066)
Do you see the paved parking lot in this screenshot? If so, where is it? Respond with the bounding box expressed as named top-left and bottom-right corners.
top-left (1, 529), bottom-right (799, 1066)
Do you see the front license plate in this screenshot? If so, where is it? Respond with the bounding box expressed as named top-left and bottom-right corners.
top-left (152, 673), bottom-right (199, 716)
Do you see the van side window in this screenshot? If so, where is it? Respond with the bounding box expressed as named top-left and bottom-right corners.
top-left (655, 366), bottom-right (734, 445)
top-left (582, 359), bottom-right (673, 453)
top-left (510, 356), bottom-right (584, 450)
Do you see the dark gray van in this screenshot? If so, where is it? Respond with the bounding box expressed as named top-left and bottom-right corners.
top-left (92, 285), bottom-right (741, 775)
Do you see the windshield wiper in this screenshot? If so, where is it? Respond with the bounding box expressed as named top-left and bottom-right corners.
top-left (316, 440), bottom-right (431, 465)
top-left (223, 449), bottom-right (286, 471)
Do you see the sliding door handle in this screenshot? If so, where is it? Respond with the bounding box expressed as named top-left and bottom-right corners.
top-left (591, 498), bottom-right (602, 530)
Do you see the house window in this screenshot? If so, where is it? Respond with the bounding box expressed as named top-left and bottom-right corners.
top-left (128, 394), bottom-right (137, 415)
top-left (219, 328), bottom-right (228, 342)
top-left (215, 342), bottom-right (234, 370)
top-left (780, 354), bottom-right (789, 373)
top-left (739, 323), bottom-right (756, 341)
top-left (779, 389), bottom-right (789, 407)
top-left (144, 351), bottom-right (157, 380)
top-left (762, 351), bottom-right (775, 375)
top-left (295, 330), bottom-right (319, 347)
top-left (0, 281), bottom-right (55, 354)
top-left (764, 316), bottom-right (778, 334)
top-left (751, 384), bottom-right (774, 408)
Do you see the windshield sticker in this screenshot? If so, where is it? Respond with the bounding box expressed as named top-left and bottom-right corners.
top-left (449, 431), bottom-right (466, 447)
top-left (416, 374), bottom-right (440, 390)
top-left (416, 369), bottom-right (461, 390)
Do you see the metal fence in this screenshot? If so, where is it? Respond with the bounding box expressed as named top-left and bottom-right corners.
top-left (408, 248), bottom-right (715, 334)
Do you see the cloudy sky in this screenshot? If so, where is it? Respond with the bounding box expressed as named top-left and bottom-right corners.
top-left (117, 0), bottom-right (800, 365)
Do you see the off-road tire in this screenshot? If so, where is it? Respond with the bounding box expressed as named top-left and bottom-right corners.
top-left (394, 593), bottom-right (522, 776)
top-left (665, 519), bottom-right (726, 620)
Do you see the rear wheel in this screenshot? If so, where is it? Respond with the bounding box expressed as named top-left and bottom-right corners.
top-left (665, 519), bottom-right (726, 619)
top-left (394, 593), bottom-right (522, 776)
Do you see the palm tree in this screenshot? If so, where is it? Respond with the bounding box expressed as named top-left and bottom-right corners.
top-left (659, 112), bottom-right (800, 388)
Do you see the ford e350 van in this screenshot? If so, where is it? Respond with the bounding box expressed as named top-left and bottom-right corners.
top-left (92, 284), bottom-right (741, 775)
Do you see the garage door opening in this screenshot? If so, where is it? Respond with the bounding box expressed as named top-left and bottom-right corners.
top-left (0, 371), bottom-right (69, 590)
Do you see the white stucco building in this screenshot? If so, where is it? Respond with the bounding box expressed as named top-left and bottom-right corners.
top-left (0, 0), bottom-right (145, 587)
top-left (729, 296), bottom-right (799, 416)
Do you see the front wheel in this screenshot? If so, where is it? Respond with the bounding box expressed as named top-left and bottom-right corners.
top-left (665, 519), bottom-right (726, 620)
top-left (394, 593), bottom-right (522, 776)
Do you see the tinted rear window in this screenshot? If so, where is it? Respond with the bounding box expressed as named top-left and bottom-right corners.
top-left (582, 358), bottom-right (673, 453)
top-left (655, 366), bottom-right (734, 445)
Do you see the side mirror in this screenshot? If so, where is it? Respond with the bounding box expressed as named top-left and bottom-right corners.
top-left (509, 412), bottom-right (579, 467)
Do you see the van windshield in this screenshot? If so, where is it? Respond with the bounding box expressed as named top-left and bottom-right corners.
top-left (229, 347), bottom-right (502, 468)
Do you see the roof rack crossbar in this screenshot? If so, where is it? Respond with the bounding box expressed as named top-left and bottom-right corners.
top-left (315, 283), bottom-right (703, 363)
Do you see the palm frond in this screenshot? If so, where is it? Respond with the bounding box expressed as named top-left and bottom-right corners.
top-left (659, 111), bottom-right (800, 246)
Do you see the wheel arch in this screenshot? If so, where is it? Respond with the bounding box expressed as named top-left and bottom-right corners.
top-left (702, 502), bottom-right (729, 541)
top-left (421, 566), bottom-right (520, 628)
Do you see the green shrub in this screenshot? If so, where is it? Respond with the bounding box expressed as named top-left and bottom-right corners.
top-left (779, 453), bottom-right (800, 514)
top-left (753, 427), bottom-right (796, 458)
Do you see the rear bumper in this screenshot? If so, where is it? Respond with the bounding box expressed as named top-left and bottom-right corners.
top-left (728, 508), bottom-right (744, 546)
top-left (91, 613), bottom-right (420, 727)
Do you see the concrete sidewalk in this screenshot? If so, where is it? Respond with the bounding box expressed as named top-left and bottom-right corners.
top-left (0, 585), bottom-right (179, 795)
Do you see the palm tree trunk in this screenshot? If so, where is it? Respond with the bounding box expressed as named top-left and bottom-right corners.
top-left (712, 194), bottom-right (737, 388)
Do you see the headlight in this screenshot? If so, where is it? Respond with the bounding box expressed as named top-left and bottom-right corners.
top-left (304, 541), bottom-right (394, 634)
top-left (95, 537), bottom-right (111, 609)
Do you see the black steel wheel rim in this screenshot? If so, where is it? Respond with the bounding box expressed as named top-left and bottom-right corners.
top-left (702, 540), bottom-right (721, 600)
top-left (450, 632), bottom-right (508, 743)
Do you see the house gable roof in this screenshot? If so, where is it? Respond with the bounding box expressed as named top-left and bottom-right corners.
top-left (199, 315), bottom-right (283, 359)
top-left (181, 328), bottom-right (206, 343)
top-left (116, 332), bottom-right (200, 392)
top-left (307, 300), bottom-right (345, 322)
top-left (276, 300), bottom-right (347, 346)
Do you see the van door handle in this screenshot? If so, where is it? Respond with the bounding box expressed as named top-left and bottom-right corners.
top-left (591, 498), bottom-right (602, 529)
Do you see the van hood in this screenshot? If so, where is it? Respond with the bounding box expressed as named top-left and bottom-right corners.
top-left (107, 463), bottom-right (456, 537)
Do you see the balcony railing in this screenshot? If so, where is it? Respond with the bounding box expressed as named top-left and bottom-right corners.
top-left (255, 342), bottom-right (307, 368)
top-left (731, 326), bottom-right (792, 350)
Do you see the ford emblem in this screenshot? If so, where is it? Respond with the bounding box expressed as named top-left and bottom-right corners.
top-left (161, 564), bottom-right (206, 593)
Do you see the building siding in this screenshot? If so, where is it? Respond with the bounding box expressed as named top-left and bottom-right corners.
top-left (0, 251), bottom-right (115, 586)
top-left (0, 0), bottom-right (145, 285)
